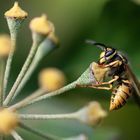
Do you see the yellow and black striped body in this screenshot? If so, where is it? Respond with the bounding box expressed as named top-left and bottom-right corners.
top-left (110, 80), bottom-right (132, 111)
top-left (86, 40), bottom-right (133, 111)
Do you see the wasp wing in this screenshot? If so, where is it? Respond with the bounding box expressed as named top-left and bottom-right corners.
top-left (126, 64), bottom-right (140, 106)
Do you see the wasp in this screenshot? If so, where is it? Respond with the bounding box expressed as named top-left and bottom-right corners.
top-left (85, 40), bottom-right (140, 111)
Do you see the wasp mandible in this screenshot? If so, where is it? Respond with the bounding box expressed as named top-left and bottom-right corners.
top-left (85, 40), bottom-right (140, 111)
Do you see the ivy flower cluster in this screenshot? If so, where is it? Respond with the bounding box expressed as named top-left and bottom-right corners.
top-left (0, 2), bottom-right (107, 140)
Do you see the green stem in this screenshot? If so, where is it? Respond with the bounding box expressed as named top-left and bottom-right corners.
top-left (11, 130), bottom-right (23, 140)
top-left (12, 38), bottom-right (57, 100)
top-left (0, 59), bottom-right (5, 106)
top-left (19, 122), bottom-right (62, 140)
top-left (19, 112), bottom-right (77, 120)
top-left (4, 41), bottom-right (39, 106)
top-left (3, 33), bottom-right (17, 101)
top-left (9, 81), bottom-right (77, 110)
top-left (9, 89), bottom-right (45, 110)
top-left (30, 81), bottom-right (77, 105)
top-left (12, 58), bottom-right (41, 100)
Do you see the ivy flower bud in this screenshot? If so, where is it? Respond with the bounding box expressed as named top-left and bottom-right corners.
top-left (35, 23), bottom-right (59, 60)
top-left (4, 2), bottom-right (28, 19)
top-left (29, 14), bottom-right (53, 43)
top-left (47, 22), bottom-right (59, 45)
top-left (48, 32), bottom-right (59, 46)
top-left (77, 101), bottom-right (107, 126)
top-left (4, 2), bottom-right (28, 36)
top-left (0, 34), bottom-right (11, 58)
top-left (0, 109), bottom-right (18, 135)
top-left (38, 68), bottom-right (66, 91)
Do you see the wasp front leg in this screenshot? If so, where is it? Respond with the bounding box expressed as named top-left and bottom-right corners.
top-left (98, 75), bottom-right (119, 85)
top-left (103, 60), bottom-right (122, 68)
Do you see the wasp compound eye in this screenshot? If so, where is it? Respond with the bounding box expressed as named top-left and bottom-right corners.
top-left (105, 48), bottom-right (116, 57)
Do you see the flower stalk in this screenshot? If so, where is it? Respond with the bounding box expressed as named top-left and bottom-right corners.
top-left (3, 32), bottom-right (17, 101)
top-left (11, 130), bottom-right (23, 140)
top-left (27, 66), bottom-right (97, 105)
top-left (4, 40), bottom-right (41, 106)
top-left (63, 134), bottom-right (87, 140)
top-left (4, 14), bottom-right (53, 106)
top-left (13, 35), bottom-right (58, 100)
top-left (19, 113), bottom-right (77, 120)
top-left (3, 2), bottom-right (28, 100)
top-left (9, 81), bottom-right (77, 110)
top-left (0, 59), bottom-right (6, 105)
top-left (18, 101), bottom-right (107, 126)
top-left (9, 65), bottom-right (97, 110)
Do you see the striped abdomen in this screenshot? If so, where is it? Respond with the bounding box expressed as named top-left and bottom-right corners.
top-left (110, 81), bottom-right (132, 111)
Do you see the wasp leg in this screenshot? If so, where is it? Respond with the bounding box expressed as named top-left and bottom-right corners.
top-left (103, 60), bottom-right (122, 68)
top-left (87, 84), bottom-right (113, 90)
top-left (77, 76), bottom-right (119, 90)
top-left (98, 75), bottom-right (119, 85)
top-left (78, 76), bottom-right (119, 90)
top-left (122, 79), bottom-right (131, 84)
top-left (88, 76), bottom-right (118, 90)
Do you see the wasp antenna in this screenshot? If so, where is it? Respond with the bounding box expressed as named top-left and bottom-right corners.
top-left (85, 39), bottom-right (106, 50)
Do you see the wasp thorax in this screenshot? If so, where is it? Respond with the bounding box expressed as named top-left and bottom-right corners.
top-left (91, 62), bottom-right (110, 83)
top-left (0, 108), bottom-right (19, 135)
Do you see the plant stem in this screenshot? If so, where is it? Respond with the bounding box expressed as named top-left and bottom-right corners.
top-left (9, 89), bottom-right (45, 110)
top-left (12, 38), bottom-right (56, 101)
top-left (4, 41), bottom-right (40, 106)
top-left (9, 81), bottom-right (77, 110)
top-left (19, 112), bottom-right (78, 120)
top-left (29, 81), bottom-right (77, 105)
top-left (12, 58), bottom-right (41, 101)
top-left (0, 59), bottom-right (5, 106)
top-left (3, 33), bottom-right (17, 101)
top-left (11, 130), bottom-right (23, 140)
top-left (19, 122), bottom-right (62, 140)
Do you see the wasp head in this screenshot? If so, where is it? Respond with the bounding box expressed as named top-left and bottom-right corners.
top-left (86, 40), bottom-right (117, 64)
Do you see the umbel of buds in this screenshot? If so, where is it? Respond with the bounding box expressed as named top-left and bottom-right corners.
top-left (0, 2), bottom-right (109, 140)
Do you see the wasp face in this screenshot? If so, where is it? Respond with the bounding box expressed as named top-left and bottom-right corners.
top-left (85, 40), bottom-right (117, 64)
top-left (99, 48), bottom-right (117, 64)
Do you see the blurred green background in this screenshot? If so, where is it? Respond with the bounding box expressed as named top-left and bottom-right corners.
top-left (1, 0), bottom-right (140, 140)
